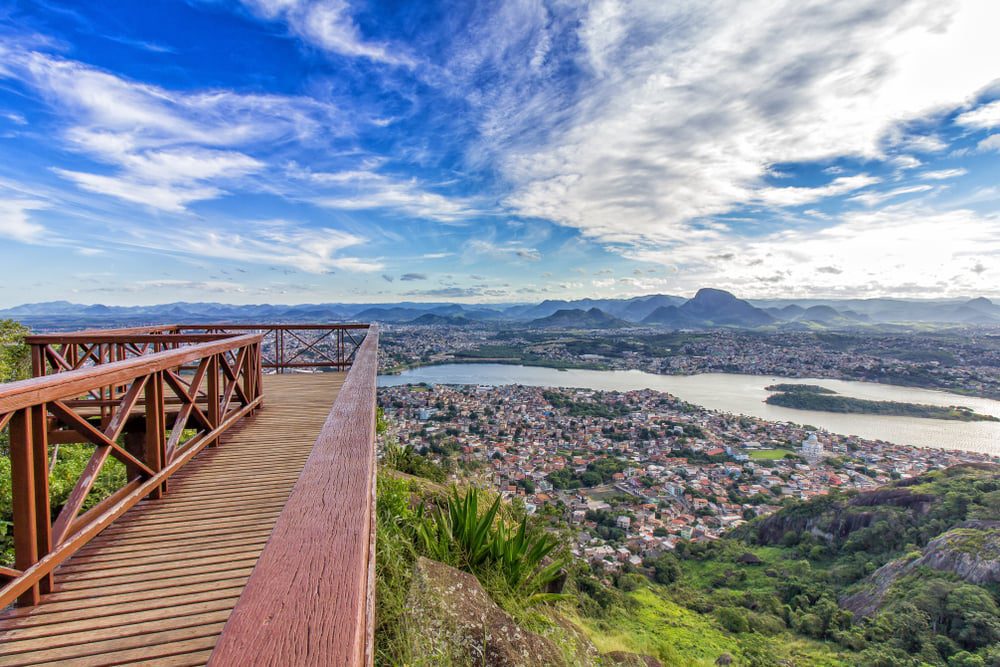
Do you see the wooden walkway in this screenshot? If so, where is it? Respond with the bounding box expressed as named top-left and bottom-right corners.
top-left (0, 373), bottom-right (346, 667)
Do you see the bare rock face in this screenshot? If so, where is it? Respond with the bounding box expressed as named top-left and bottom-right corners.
top-left (917, 521), bottom-right (1000, 585)
top-left (841, 522), bottom-right (1000, 617)
top-left (405, 557), bottom-right (566, 666)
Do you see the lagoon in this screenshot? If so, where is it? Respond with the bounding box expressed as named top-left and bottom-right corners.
top-left (378, 364), bottom-right (1000, 455)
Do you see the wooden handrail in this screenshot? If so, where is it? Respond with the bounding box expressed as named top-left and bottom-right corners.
top-left (24, 333), bottom-right (235, 344)
top-left (178, 323), bottom-right (370, 330)
top-left (209, 326), bottom-right (379, 666)
top-left (0, 333), bottom-right (265, 607)
top-left (28, 323), bottom-right (371, 375)
top-left (0, 334), bottom-right (262, 413)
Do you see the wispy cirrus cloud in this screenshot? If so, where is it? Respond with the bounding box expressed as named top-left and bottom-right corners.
top-left (0, 48), bottom-right (344, 211)
top-left (754, 175), bottom-right (880, 207)
top-left (126, 219), bottom-right (382, 273)
top-left (0, 198), bottom-right (47, 243)
top-left (239, 0), bottom-right (413, 66)
top-left (467, 239), bottom-right (541, 262)
top-left (301, 167), bottom-right (479, 222)
top-left (502, 0), bottom-right (1000, 246)
top-left (919, 168), bottom-right (968, 180)
top-left (956, 100), bottom-right (1000, 129)
top-left (850, 184), bottom-right (935, 207)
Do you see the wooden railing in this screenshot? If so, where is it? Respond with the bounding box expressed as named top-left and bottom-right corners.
top-left (0, 334), bottom-right (263, 607)
top-left (178, 324), bottom-right (370, 372)
top-left (28, 323), bottom-right (370, 375)
top-left (209, 326), bottom-right (379, 666)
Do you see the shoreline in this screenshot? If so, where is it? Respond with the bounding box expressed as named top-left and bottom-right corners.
top-left (380, 358), bottom-right (1000, 402)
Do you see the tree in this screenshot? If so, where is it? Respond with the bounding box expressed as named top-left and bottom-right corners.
top-left (947, 652), bottom-right (985, 667)
top-left (0, 320), bottom-right (29, 457)
top-left (651, 552), bottom-right (681, 584)
top-left (0, 320), bottom-right (29, 383)
top-left (944, 585), bottom-right (1000, 650)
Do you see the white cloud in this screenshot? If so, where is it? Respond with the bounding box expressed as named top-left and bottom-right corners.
top-left (127, 219), bottom-right (382, 273)
top-left (976, 134), bottom-right (1000, 153)
top-left (850, 184), bottom-right (934, 207)
top-left (580, 0), bottom-right (627, 76)
top-left (240, 0), bottom-right (412, 66)
top-left (628, 206), bottom-right (1000, 298)
top-left (503, 0), bottom-right (1000, 245)
top-left (955, 99), bottom-right (1000, 129)
top-left (467, 240), bottom-right (541, 262)
top-left (919, 168), bottom-right (968, 180)
top-left (2, 51), bottom-right (340, 211)
top-left (754, 174), bottom-right (880, 207)
top-left (2, 112), bottom-right (26, 125)
top-left (298, 167), bottom-right (478, 222)
top-left (52, 169), bottom-right (223, 213)
top-left (0, 199), bottom-right (47, 242)
top-left (891, 155), bottom-right (922, 170)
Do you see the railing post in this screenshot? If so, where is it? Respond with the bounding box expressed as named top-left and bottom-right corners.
top-left (9, 409), bottom-right (40, 606)
top-left (338, 328), bottom-right (345, 370)
top-left (30, 404), bottom-right (52, 594)
top-left (123, 430), bottom-right (147, 480)
top-left (256, 342), bottom-right (264, 409)
top-left (277, 328), bottom-right (284, 374)
top-left (144, 372), bottom-right (166, 500)
top-left (241, 344), bottom-right (253, 406)
top-left (30, 345), bottom-right (44, 378)
top-left (208, 355), bottom-right (220, 446)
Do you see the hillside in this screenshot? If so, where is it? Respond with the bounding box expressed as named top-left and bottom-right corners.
top-left (528, 307), bottom-right (631, 329)
top-left (377, 432), bottom-right (1000, 667)
top-left (643, 288), bottom-right (775, 328)
top-left (4, 292), bottom-right (1000, 330)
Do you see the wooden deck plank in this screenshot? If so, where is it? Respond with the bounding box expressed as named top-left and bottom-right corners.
top-left (0, 374), bottom-right (344, 666)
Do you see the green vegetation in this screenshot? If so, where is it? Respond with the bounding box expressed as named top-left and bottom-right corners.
top-left (547, 456), bottom-right (627, 490)
top-left (0, 320), bottom-right (128, 566)
top-left (543, 390), bottom-right (631, 418)
top-left (378, 431), bottom-right (1000, 666)
top-left (765, 383), bottom-right (836, 394)
top-left (715, 464), bottom-right (1000, 666)
top-left (375, 471), bottom-right (588, 665)
top-left (766, 385), bottom-right (999, 421)
top-left (748, 448), bottom-right (795, 460)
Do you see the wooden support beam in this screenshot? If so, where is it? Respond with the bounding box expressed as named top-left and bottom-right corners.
top-left (145, 372), bottom-right (165, 500)
top-left (30, 404), bottom-right (52, 594)
top-left (8, 409), bottom-right (40, 606)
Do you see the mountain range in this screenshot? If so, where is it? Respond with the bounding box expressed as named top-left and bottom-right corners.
top-left (3, 290), bottom-right (1000, 331)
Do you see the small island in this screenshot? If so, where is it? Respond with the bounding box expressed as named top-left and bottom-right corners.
top-left (764, 383), bottom-right (836, 394)
top-left (765, 385), bottom-right (999, 422)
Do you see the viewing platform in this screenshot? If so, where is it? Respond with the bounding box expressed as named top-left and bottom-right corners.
top-left (0, 324), bottom-right (378, 666)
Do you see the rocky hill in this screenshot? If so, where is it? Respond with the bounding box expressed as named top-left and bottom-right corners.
top-left (528, 307), bottom-right (630, 329)
top-left (643, 288), bottom-right (775, 328)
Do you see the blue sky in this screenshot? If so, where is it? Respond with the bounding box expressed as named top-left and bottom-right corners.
top-left (0, 0), bottom-right (998, 306)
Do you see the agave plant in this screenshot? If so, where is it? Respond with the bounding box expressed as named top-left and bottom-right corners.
top-left (415, 487), bottom-right (567, 602)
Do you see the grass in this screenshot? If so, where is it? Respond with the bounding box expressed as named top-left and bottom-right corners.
top-left (748, 449), bottom-right (794, 460)
top-left (566, 587), bottom-right (741, 666)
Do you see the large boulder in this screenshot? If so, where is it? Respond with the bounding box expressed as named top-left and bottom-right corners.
top-left (404, 557), bottom-right (566, 666)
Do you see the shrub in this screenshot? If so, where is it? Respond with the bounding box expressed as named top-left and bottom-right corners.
top-left (716, 606), bottom-right (750, 633)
